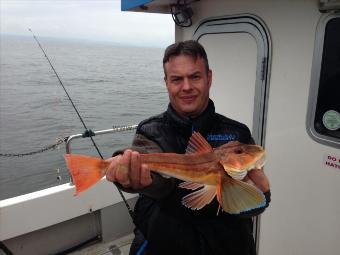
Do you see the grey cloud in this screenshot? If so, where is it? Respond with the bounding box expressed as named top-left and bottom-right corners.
top-left (1, 0), bottom-right (174, 47)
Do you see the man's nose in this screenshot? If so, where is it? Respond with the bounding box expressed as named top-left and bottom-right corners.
top-left (182, 78), bottom-right (192, 90)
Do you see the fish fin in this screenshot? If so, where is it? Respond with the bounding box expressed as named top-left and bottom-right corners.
top-left (216, 177), bottom-right (223, 205)
top-left (64, 154), bottom-right (108, 195)
top-left (219, 177), bottom-right (266, 214)
top-left (181, 185), bottom-right (216, 210)
top-left (178, 181), bottom-right (205, 190)
top-left (216, 205), bottom-right (221, 216)
top-left (186, 132), bottom-right (213, 154)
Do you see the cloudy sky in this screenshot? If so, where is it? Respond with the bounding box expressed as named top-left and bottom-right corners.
top-left (0, 0), bottom-right (174, 47)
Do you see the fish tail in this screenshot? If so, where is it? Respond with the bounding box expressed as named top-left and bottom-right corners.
top-left (64, 154), bottom-right (109, 195)
top-left (218, 177), bottom-right (266, 214)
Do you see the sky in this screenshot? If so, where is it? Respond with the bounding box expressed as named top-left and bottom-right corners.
top-left (0, 0), bottom-right (175, 47)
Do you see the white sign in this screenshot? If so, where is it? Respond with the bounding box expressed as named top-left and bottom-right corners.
top-left (324, 153), bottom-right (340, 170)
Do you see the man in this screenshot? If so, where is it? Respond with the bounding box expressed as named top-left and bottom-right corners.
top-left (106, 40), bottom-right (270, 255)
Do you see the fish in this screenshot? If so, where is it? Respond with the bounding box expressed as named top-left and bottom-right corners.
top-left (64, 132), bottom-right (266, 214)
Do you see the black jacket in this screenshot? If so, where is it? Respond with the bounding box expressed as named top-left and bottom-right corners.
top-left (131, 100), bottom-right (270, 255)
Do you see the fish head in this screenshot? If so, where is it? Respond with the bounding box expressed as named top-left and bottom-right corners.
top-left (215, 141), bottom-right (266, 172)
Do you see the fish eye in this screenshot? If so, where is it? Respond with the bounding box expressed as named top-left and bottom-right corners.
top-left (234, 149), bottom-right (243, 154)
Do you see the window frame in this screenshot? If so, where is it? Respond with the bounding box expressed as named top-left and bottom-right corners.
top-left (306, 13), bottom-right (340, 149)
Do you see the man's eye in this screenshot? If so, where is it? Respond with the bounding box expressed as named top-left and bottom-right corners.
top-left (171, 78), bottom-right (182, 83)
top-left (192, 75), bottom-right (200, 80)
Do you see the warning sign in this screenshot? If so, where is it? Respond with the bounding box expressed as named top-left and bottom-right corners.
top-left (324, 154), bottom-right (340, 170)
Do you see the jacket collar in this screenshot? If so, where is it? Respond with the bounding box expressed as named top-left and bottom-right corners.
top-left (166, 99), bottom-right (216, 137)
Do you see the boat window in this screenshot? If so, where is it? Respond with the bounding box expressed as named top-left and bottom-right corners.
top-left (307, 15), bottom-right (340, 148)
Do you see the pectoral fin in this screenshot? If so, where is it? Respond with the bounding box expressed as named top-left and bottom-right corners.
top-left (181, 185), bottom-right (216, 210)
top-left (219, 177), bottom-right (266, 214)
top-left (179, 181), bottom-right (205, 190)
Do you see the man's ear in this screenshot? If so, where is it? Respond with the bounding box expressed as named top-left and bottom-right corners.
top-left (164, 76), bottom-right (168, 88)
top-left (164, 76), bottom-right (170, 91)
top-left (208, 69), bottom-right (212, 88)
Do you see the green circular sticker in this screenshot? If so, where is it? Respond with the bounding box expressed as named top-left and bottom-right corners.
top-left (322, 110), bottom-right (340, 131)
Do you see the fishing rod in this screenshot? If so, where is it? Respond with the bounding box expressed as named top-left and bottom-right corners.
top-left (28, 28), bottom-right (134, 220)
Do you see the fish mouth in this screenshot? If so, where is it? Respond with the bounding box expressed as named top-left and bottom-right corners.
top-left (228, 155), bottom-right (266, 172)
top-left (223, 154), bottom-right (266, 180)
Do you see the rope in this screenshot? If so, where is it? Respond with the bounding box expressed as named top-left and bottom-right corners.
top-left (0, 137), bottom-right (67, 157)
top-left (0, 125), bottom-right (138, 157)
top-left (112, 124), bottom-right (138, 132)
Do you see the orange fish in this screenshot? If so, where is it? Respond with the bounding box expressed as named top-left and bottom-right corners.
top-left (64, 132), bottom-right (266, 214)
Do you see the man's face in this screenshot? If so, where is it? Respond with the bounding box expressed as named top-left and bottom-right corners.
top-left (164, 55), bottom-right (212, 118)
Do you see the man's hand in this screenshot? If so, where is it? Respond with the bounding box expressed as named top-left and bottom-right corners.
top-left (105, 149), bottom-right (152, 189)
top-left (246, 168), bottom-right (270, 192)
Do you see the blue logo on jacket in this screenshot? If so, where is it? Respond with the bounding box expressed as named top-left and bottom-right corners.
top-left (206, 133), bottom-right (237, 142)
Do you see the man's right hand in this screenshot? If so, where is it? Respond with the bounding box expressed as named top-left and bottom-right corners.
top-left (105, 149), bottom-right (152, 189)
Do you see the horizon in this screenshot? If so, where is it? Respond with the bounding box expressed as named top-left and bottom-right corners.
top-left (1, 33), bottom-right (168, 49)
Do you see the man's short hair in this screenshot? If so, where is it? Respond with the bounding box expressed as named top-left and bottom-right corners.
top-left (163, 40), bottom-right (210, 76)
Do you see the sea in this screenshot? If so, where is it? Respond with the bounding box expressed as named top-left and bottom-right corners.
top-left (0, 35), bottom-right (169, 200)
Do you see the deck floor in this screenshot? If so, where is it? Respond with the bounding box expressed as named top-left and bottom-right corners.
top-left (69, 234), bottom-right (133, 255)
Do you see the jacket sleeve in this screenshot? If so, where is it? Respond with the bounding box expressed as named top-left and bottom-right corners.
top-left (112, 134), bottom-right (177, 200)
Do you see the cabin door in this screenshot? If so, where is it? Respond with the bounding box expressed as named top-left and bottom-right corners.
top-left (193, 15), bottom-right (271, 251)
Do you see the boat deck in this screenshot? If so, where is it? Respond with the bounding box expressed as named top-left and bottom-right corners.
top-left (70, 234), bottom-right (133, 255)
